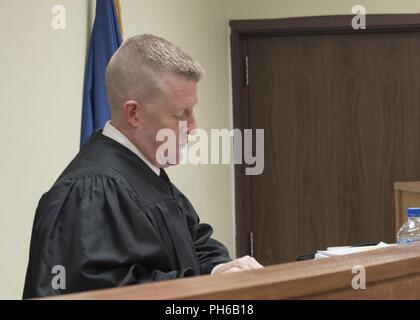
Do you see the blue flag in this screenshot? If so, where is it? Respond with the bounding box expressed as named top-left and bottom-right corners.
top-left (81, 0), bottom-right (122, 147)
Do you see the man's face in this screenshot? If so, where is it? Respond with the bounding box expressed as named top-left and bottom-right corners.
top-left (133, 73), bottom-right (198, 167)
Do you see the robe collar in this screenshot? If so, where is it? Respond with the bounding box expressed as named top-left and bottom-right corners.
top-left (102, 120), bottom-right (161, 176)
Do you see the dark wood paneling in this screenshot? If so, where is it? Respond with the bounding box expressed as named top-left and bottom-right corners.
top-left (231, 14), bottom-right (420, 259)
top-left (230, 32), bottom-right (252, 257)
top-left (230, 14), bottom-right (420, 36)
top-left (247, 32), bottom-right (420, 264)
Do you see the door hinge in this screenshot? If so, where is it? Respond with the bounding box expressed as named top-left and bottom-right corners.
top-left (249, 231), bottom-right (254, 257)
top-left (245, 56), bottom-right (249, 87)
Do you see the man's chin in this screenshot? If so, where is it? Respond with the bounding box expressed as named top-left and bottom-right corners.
top-left (155, 158), bottom-right (182, 167)
top-left (155, 148), bottom-right (185, 167)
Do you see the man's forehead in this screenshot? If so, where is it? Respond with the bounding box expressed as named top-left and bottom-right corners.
top-left (163, 74), bottom-right (198, 104)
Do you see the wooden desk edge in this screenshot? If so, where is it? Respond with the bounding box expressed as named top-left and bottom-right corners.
top-left (44, 243), bottom-right (420, 300)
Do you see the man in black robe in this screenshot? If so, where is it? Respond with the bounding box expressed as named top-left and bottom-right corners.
top-left (23, 34), bottom-right (262, 299)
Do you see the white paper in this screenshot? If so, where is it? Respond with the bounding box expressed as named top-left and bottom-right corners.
top-left (315, 241), bottom-right (396, 259)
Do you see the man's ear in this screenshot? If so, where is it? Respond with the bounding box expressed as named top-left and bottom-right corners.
top-left (122, 100), bottom-right (142, 128)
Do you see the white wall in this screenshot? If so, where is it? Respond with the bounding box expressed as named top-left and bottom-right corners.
top-left (0, 0), bottom-right (89, 299)
top-left (228, 0), bottom-right (420, 19)
top-left (2, 0), bottom-right (420, 300)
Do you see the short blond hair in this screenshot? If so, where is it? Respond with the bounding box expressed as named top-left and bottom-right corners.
top-left (105, 34), bottom-right (204, 115)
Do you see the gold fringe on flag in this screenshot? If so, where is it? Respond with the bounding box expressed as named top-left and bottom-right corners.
top-left (115, 0), bottom-right (124, 40)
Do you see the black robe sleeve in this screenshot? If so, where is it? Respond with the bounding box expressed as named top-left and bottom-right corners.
top-left (23, 174), bottom-right (196, 299)
top-left (180, 194), bottom-right (232, 275)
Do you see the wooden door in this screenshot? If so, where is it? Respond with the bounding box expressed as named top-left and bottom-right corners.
top-left (247, 32), bottom-right (420, 264)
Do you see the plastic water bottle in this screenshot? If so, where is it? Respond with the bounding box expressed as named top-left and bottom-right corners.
top-left (397, 208), bottom-right (420, 244)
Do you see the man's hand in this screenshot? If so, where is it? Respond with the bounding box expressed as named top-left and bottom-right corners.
top-left (212, 256), bottom-right (264, 275)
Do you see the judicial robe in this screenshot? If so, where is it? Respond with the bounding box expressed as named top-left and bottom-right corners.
top-left (23, 131), bottom-right (231, 299)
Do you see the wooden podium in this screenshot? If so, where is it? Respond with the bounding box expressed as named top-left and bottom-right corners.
top-left (49, 243), bottom-right (420, 300)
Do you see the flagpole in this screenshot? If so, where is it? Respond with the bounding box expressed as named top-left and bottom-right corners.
top-left (115, 0), bottom-right (124, 40)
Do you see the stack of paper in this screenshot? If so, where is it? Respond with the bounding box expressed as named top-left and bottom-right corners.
top-left (314, 242), bottom-right (396, 260)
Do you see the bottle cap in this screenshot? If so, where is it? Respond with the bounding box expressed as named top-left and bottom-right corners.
top-left (407, 208), bottom-right (420, 217)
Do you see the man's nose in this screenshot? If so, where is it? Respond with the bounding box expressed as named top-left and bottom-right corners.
top-left (187, 113), bottom-right (197, 135)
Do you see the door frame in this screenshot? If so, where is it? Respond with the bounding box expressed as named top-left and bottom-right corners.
top-left (230, 14), bottom-right (420, 257)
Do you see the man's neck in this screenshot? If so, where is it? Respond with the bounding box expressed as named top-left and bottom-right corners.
top-left (102, 121), bottom-right (161, 176)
